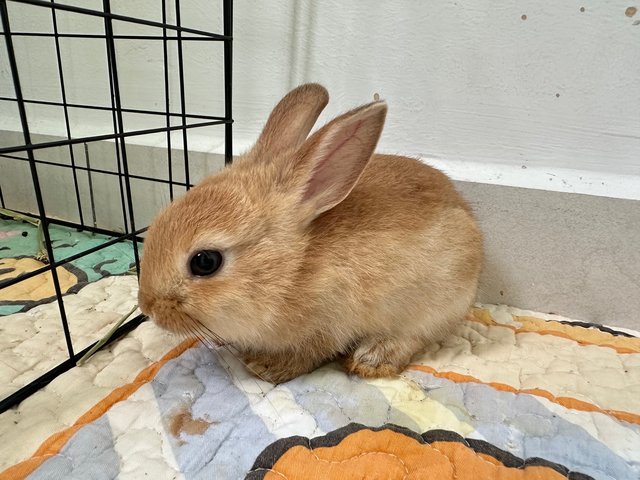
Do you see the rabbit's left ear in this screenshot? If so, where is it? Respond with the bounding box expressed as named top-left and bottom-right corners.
top-left (290, 100), bottom-right (387, 221)
top-left (252, 83), bottom-right (329, 158)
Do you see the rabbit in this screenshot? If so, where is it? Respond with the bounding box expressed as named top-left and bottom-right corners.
top-left (138, 83), bottom-right (483, 384)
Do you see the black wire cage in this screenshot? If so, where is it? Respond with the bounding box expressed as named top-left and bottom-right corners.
top-left (0, 0), bottom-right (232, 412)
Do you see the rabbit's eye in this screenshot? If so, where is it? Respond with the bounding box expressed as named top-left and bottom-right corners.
top-left (189, 250), bottom-right (223, 277)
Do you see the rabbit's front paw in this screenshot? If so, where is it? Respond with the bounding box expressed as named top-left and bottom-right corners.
top-left (241, 351), bottom-right (312, 384)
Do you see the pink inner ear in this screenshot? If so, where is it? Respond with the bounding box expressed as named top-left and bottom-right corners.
top-left (302, 120), bottom-right (363, 204)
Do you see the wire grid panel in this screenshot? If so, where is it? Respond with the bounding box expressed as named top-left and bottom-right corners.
top-left (0, 0), bottom-right (232, 412)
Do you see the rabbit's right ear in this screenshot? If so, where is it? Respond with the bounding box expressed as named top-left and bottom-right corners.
top-left (286, 100), bottom-right (387, 223)
top-left (252, 83), bottom-right (329, 158)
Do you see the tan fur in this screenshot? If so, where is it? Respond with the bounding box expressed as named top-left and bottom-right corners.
top-left (138, 83), bottom-right (483, 383)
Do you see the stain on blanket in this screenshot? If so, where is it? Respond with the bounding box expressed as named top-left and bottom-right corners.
top-left (168, 405), bottom-right (212, 443)
top-left (247, 423), bottom-right (594, 479)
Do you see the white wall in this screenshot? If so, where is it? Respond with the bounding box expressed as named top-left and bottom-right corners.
top-left (1, 0), bottom-right (639, 199)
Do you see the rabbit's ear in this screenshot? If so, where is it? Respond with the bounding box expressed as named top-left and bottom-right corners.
top-left (253, 83), bottom-right (329, 157)
top-left (292, 100), bottom-right (387, 221)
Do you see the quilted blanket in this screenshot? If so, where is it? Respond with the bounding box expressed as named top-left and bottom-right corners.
top-left (1, 302), bottom-right (638, 479)
top-left (1, 220), bottom-right (639, 479)
top-left (0, 217), bottom-right (137, 401)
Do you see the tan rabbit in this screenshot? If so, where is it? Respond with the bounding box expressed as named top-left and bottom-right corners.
top-left (138, 83), bottom-right (483, 383)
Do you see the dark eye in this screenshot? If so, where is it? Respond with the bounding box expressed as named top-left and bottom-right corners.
top-left (189, 250), bottom-right (223, 277)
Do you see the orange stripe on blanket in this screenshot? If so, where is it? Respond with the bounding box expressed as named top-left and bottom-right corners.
top-left (469, 308), bottom-right (640, 354)
top-left (0, 338), bottom-right (198, 480)
top-left (408, 364), bottom-right (640, 426)
top-left (264, 428), bottom-right (570, 479)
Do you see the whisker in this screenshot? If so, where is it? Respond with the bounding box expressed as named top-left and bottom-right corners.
top-left (185, 323), bottom-right (245, 387)
top-left (188, 320), bottom-right (251, 384)
top-left (180, 312), bottom-right (283, 421)
top-left (192, 318), bottom-right (272, 384)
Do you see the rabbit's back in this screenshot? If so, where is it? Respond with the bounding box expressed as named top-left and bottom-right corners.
top-left (308, 154), bottom-right (481, 259)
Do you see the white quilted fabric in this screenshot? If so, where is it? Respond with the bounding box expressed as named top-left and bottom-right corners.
top-left (0, 276), bottom-right (182, 470)
top-left (1, 278), bottom-right (639, 479)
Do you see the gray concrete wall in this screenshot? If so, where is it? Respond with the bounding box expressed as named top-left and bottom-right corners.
top-left (0, 131), bottom-right (225, 232)
top-left (458, 181), bottom-right (640, 330)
